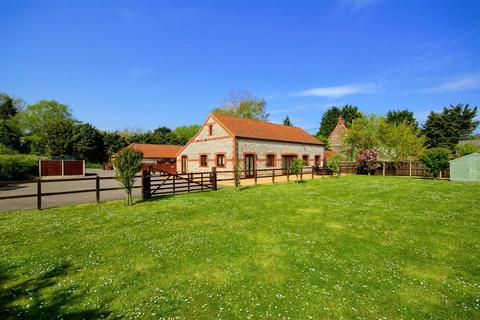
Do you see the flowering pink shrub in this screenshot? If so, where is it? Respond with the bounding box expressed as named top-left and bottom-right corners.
top-left (357, 149), bottom-right (378, 175)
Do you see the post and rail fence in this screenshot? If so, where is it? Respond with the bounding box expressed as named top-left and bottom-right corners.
top-left (1, 161), bottom-right (449, 211)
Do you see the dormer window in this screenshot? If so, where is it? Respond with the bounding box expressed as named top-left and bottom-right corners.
top-left (208, 124), bottom-right (213, 136)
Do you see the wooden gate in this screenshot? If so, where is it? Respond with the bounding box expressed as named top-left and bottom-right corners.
top-left (141, 170), bottom-right (217, 199)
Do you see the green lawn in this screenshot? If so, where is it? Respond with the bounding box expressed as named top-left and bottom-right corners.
top-left (1, 176), bottom-right (479, 319)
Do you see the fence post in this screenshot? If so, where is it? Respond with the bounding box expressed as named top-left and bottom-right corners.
top-left (383, 161), bottom-right (386, 176)
top-left (61, 160), bottom-right (65, 177)
top-left (311, 166), bottom-right (314, 179)
top-left (37, 178), bottom-right (42, 210)
top-left (96, 175), bottom-right (100, 203)
top-left (287, 168), bottom-right (290, 182)
top-left (272, 169), bottom-right (275, 183)
top-left (201, 173), bottom-right (204, 191)
top-left (300, 167), bottom-right (303, 180)
top-left (172, 174), bottom-right (176, 194)
top-left (409, 161), bottom-right (412, 177)
top-left (211, 167), bottom-right (217, 190)
top-left (339, 164), bottom-right (341, 176)
top-left (141, 169), bottom-right (151, 200)
top-left (254, 168), bottom-right (258, 185)
top-left (187, 173), bottom-right (191, 192)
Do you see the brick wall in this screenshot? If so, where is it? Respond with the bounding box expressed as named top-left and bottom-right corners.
top-left (177, 115), bottom-right (235, 173)
top-left (237, 138), bottom-right (324, 170)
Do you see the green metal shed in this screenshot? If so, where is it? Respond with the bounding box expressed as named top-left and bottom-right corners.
top-left (449, 152), bottom-right (480, 182)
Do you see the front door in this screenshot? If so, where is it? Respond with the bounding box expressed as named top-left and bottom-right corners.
top-left (282, 155), bottom-right (297, 174)
top-left (244, 154), bottom-right (255, 178)
top-left (181, 156), bottom-right (188, 173)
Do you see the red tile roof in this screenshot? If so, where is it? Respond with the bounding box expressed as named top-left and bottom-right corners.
top-left (128, 144), bottom-right (182, 158)
top-left (212, 113), bottom-right (323, 145)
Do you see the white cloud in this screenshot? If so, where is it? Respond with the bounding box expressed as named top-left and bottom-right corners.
top-left (424, 73), bottom-right (480, 93)
top-left (297, 83), bottom-right (376, 98)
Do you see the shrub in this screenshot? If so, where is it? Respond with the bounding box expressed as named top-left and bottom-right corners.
top-left (357, 149), bottom-right (378, 175)
top-left (289, 158), bottom-right (304, 182)
top-left (112, 148), bottom-right (143, 205)
top-left (454, 143), bottom-right (480, 157)
top-left (0, 154), bottom-right (39, 180)
top-left (0, 144), bottom-right (17, 155)
top-left (327, 155), bottom-right (341, 176)
top-left (419, 148), bottom-right (450, 179)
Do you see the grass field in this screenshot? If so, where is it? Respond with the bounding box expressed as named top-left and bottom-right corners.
top-left (1, 176), bottom-right (479, 319)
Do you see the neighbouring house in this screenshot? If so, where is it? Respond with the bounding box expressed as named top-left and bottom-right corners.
top-left (326, 116), bottom-right (348, 160)
top-left (176, 113), bottom-right (325, 176)
top-left (119, 143), bottom-right (183, 173)
top-left (449, 152), bottom-right (480, 182)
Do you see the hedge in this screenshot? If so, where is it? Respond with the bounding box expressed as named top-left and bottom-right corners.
top-left (0, 154), bottom-right (39, 180)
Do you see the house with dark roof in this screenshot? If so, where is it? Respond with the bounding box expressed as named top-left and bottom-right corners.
top-left (325, 116), bottom-right (348, 160)
top-left (176, 113), bottom-right (324, 176)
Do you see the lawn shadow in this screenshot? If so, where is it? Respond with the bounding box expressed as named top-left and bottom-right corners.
top-left (0, 262), bottom-right (111, 319)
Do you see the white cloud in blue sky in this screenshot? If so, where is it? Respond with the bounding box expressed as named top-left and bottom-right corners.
top-left (424, 73), bottom-right (480, 93)
top-left (297, 83), bottom-right (377, 99)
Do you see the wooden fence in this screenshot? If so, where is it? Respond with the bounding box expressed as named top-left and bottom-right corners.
top-left (1, 162), bottom-right (450, 211)
top-left (39, 160), bottom-right (85, 176)
top-left (0, 176), bottom-right (141, 210)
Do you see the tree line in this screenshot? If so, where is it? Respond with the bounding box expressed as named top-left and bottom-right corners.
top-left (0, 93), bottom-right (200, 163)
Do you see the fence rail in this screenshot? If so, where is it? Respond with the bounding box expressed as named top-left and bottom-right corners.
top-left (1, 161), bottom-right (451, 211)
top-left (0, 175), bottom-right (142, 210)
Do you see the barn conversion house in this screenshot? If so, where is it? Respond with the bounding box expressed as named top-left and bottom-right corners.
top-left (121, 143), bottom-right (182, 173)
top-left (176, 113), bottom-right (325, 176)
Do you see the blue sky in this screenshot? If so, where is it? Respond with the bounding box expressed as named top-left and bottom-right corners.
top-left (1, 0), bottom-right (479, 133)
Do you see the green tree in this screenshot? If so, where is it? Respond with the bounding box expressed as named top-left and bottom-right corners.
top-left (212, 91), bottom-right (268, 120)
top-left (423, 104), bottom-right (478, 150)
top-left (454, 143), bottom-right (480, 157)
top-left (102, 131), bottom-right (128, 161)
top-left (342, 115), bottom-right (382, 160)
top-left (327, 155), bottom-right (341, 177)
top-left (313, 133), bottom-right (330, 149)
top-left (172, 124), bottom-right (201, 145)
top-left (113, 148), bottom-right (143, 205)
top-left (283, 115), bottom-right (293, 126)
top-left (0, 93), bottom-right (23, 150)
top-left (151, 126), bottom-right (176, 144)
top-left (385, 109), bottom-right (418, 129)
top-left (17, 100), bottom-right (75, 155)
top-left (317, 105), bottom-right (362, 137)
top-left (419, 148), bottom-right (450, 179)
top-left (71, 123), bottom-right (104, 162)
top-left (44, 119), bottom-right (75, 157)
top-left (378, 121), bottom-right (425, 162)
top-left (289, 158), bottom-right (304, 182)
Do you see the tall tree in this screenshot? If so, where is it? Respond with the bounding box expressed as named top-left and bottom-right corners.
top-left (17, 100), bottom-right (75, 155)
top-left (44, 119), bottom-right (75, 157)
top-left (283, 115), bottom-right (293, 126)
top-left (172, 124), bottom-right (201, 145)
top-left (342, 115), bottom-right (382, 160)
top-left (0, 93), bottom-right (23, 150)
top-left (385, 109), bottom-right (418, 130)
top-left (423, 104), bottom-right (478, 150)
top-left (378, 121), bottom-right (425, 162)
top-left (102, 131), bottom-right (128, 161)
top-left (212, 91), bottom-right (268, 120)
top-left (71, 123), bottom-right (104, 162)
top-left (317, 105), bottom-right (362, 137)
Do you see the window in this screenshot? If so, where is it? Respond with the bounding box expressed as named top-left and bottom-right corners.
top-left (303, 155), bottom-right (309, 165)
top-left (200, 155), bottom-right (208, 167)
top-left (216, 154), bottom-right (225, 167)
top-left (315, 155), bottom-right (321, 166)
top-left (208, 124), bottom-right (213, 136)
top-left (266, 154), bottom-right (275, 167)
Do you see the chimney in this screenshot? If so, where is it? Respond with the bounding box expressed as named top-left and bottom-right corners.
top-left (338, 116), bottom-right (345, 126)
